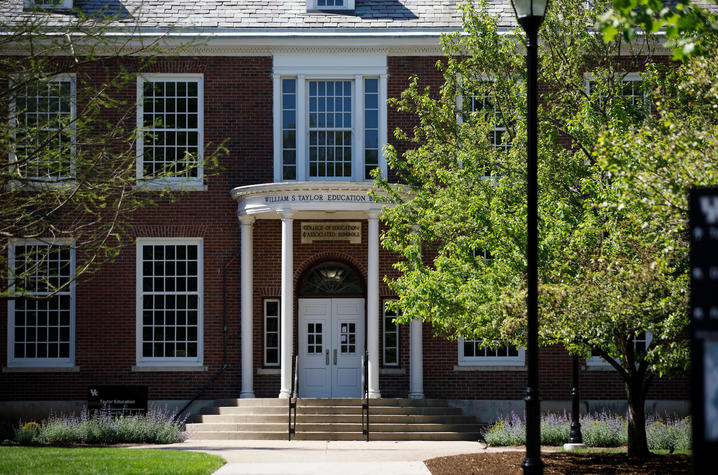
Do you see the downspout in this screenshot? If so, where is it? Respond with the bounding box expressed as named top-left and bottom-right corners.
top-left (173, 253), bottom-right (238, 422)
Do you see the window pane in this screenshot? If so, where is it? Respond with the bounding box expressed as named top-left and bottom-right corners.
top-left (140, 243), bottom-right (201, 360)
top-left (308, 80), bottom-right (352, 178)
top-left (11, 243), bottom-right (73, 363)
top-left (140, 79), bottom-right (201, 180)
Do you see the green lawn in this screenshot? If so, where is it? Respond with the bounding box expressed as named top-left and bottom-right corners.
top-left (0, 446), bottom-right (226, 475)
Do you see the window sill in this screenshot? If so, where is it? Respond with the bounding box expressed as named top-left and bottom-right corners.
top-left (380, 367), bottom-right (405, 375)
top-left (257, 367), bottom-right (281, 375)
top-left (453, 364), bottom-right (526, 372)
top-left (585, 364), bottom-right (615, 372)
top-left (134, 183), bottom-right (207, 192)
top-left (3, 365), bottom-right (80, 373)
top-left (132, 365), bottom-right (207, 372)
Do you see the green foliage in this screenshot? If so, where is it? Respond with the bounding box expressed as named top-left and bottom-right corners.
top-left (377, 0), bottom-right (715, 455)
top-left (597, 0), bottom-right (718, 60)
top-left (0, 446), bottom-right (225, 475)
top-left (14, 422), bottom-right (41, 445)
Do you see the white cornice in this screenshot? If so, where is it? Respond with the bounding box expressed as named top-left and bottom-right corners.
top-left (231, 181), bottom-right (392, 219)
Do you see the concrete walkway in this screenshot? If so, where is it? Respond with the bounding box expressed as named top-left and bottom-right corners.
top-left (131, 439), bottom-right (522, 474)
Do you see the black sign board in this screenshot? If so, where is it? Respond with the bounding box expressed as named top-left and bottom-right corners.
top-left (689, 188), bottom-right (718, 473)
top-left (88, 385), bottom-right (148, 416)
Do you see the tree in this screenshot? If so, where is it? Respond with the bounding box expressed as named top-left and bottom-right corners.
top-left (375, 0), bottom-right (699, 456)
top-left (597, 0), bottom-right (718, 60)
top-left (0, 4), bottom-right (224, 298)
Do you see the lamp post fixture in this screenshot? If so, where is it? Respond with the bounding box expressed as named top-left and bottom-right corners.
top-left (564, 355), bottom-right (586, 450)
top-left (510, 0), bottom-right (549, 473)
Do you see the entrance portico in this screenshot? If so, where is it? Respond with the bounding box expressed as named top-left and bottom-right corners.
top-left (231, 182), bottom-right (398, 399)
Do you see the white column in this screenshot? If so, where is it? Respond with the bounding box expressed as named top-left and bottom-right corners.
top-left (279, 211), bottom-right (294, 399)
top-left (272, 73), bottom-right (281, 183)
top-left (409, 318), bottom-right (424, 399)
top-left (239, 215), bottom-right (256, 398)
top-left (352, 74), bottom-right (364, 182)
top-left (296, 74), bottom-right (306, 182)
top-left (367, 210), bottom-right (381, 398)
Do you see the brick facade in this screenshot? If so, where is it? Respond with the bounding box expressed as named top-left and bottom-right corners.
top-left (0, 54), bottom-right (687, 408)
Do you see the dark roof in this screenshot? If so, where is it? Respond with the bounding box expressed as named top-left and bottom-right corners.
top-left (0, 1), bottom-right (521, 33)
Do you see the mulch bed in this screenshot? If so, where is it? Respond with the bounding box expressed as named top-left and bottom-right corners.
top-left (425, 451), bottom-right (691, 474)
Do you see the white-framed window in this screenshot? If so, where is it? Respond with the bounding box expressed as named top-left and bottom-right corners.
top-left (273, 56), bottom-right (387, 183)
top-left (7, 240), bottom-right (75, 368)
top-left (136, 238), bottom-right (203, 366)
top-left (24, 0), bottom-right (73, 10)
top-left (586, 331), bottom-right (653, 367)
top-left (10, 74), bottom-right (76, 181)
top-left (383, 301), bottom-right (399, 366)
top-left (136, 74), bottom-right (204, 188)
top-left (458, 338), bottom-right (525, 366)
top-left (467, 93), bottom-right (510, 151)
top-left (585, 72), bottom-right (648, 116)
top-left (457, 77), bottom-right (513, 152)
top-left (264, 299), bottom-right (280, 366)
top-left (306, 0), bottom-right (355, 12)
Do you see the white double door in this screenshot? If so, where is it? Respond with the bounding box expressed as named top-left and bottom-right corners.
top-left (298, 298), bottom-right (365, 398)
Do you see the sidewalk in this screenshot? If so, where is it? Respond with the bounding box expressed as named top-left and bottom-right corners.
top-left (132, 439), bottom-right (517, 474)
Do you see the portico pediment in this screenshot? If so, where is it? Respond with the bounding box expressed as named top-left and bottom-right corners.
top-left (231, 181), bottom-right (386, 219)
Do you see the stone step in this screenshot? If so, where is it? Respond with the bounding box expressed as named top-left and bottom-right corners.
top-left (188, 430), bottom-right (482, 441)
top-left (186, 422), bottom-right (484, 433)
top-left (205, 406), bottom-right (462, 416)
top-left (191, 414), bottom-right (475, 424)
top-left (213, 398), bottom-right (449, 408)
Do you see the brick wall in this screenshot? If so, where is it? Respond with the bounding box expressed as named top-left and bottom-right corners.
top-left (0, 54), bottom-right (687, 404)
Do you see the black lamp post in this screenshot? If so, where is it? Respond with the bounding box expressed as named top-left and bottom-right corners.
top-left (566, 355), bottom-right (585, 448)
top-left (510, 0), bottom-right (549, 473)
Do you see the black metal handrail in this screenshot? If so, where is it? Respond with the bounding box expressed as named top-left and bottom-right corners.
top-left (361, 350), bottom-right (369, 441)
top-left (172, 363), bottom-right (228, 422)
top-left (288, 354), bottom-right (299, 440)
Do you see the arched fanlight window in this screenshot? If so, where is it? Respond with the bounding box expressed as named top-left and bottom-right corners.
top-left (299, 261), bottom-right (363, 296)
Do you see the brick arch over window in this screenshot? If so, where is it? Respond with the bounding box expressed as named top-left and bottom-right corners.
top-left (295, 252), bottom-right (366, 298)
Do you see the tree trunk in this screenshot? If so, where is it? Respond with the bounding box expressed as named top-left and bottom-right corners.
top-left (626, 377), bottom-right (649, 457)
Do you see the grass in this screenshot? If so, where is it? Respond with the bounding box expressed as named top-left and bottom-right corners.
top-left (0, 446), bottom-right (226, 475)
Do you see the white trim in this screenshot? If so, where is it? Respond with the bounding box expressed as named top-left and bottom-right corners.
top-left (264, 298), bottom-right (281, 367)
top-left (136, 74), bottom-right (205, 188)
top-left (24, 0), bottom-right (73, 10)
top-left (457, 338), bottom-right (525, 367)
top-left (307, 0), bottom-right (355, 12)
top-left (273, 73), bottom-right (282, 183)
top-left (131, 365), bottom-right (207, 372)
top-left (135, 238), bottom-right (204, 367)
top-left (382, 300), bottom-right (399, 367)
top-left (7, 238), bottom-right (76, 368)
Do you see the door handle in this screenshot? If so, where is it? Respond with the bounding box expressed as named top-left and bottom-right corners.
top-left (325, 349), bottom-right (329, 366)
top-left (333, 349), bottom-right (337, 365)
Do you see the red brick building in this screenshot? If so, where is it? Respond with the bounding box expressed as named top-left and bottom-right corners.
top-left (0, 0), bottom-right (687, 423)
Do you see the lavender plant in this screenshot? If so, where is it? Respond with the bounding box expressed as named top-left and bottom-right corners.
top-left (16, 405), bottom-right (188, 446)
top-left (481, 411), bottom-right (691, 450)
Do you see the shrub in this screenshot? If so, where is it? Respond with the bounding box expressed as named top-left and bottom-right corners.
top-left (30, 405), bottom-right (188, 446)
top-left (14, 421), bottom-right (41, 445)
top-left (580, 411), bottom-right (626, 447)
top-left (646, 416), bottom-right (691, 451)
top-left (481, 411), bottom-right (691, 449)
